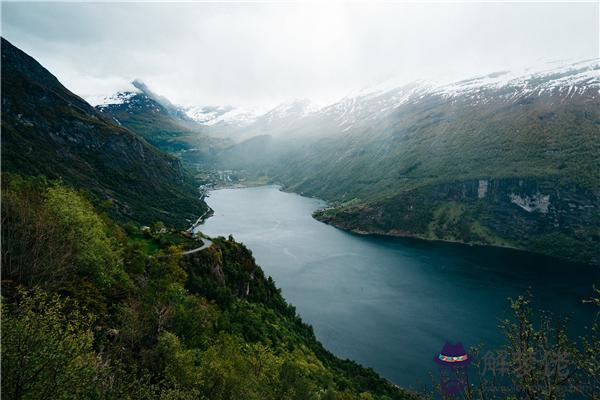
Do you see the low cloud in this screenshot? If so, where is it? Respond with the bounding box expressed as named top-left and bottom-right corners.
top-left (2, 2), bottom-right (598, 108)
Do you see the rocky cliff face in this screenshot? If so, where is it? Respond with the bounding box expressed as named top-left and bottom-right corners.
top-left (1, 38), bottom-right (207, 227)
top-left (183, 236), bottom-right (286, 307)
top-left (316, 177), bottom-right (600, 265)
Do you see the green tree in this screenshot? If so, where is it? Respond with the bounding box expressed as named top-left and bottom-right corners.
top-left (156, 331), bottom-right (202, 392)
top-left (1, 176), bottom-right (126, 291)
top-left (45, 185), bottom-right (124, 289)
top-left (1, 290), bottom-right (100, 400)
top-left (575, 286), bottom-right (600, 399)
top-left (1, 175), bottom-right (74, 287)
top-left (197, 334), bottom-right (281, 400)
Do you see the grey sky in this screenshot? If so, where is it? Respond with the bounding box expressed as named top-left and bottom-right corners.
top-left (2, 2), bottom-right (598, 107)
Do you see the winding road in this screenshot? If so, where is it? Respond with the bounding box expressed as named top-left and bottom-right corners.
top-left (155, 238), bottom-right (213, 259)
top-left (181, 238), bottom-right (213, 255)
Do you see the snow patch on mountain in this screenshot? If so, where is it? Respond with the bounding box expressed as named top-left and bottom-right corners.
top-left (184, 100), bottom-right (320, 129)
top-left (89, 83), bottom-right (142, 107)
top-left (260, 99), bottom-right (321, 124)
top-left (185, 105), bottom-right (269, 127)
top-left (428, 58), bottom-right (599, 102)
top-left (320, 59), bottom-right (600, 130)
top-left (357, 59), bottom-right (599, 103)
top-left (89, 59), bottom-right (598, 137)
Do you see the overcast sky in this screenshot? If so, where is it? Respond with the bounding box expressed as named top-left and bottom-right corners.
top-left (2, 2), bottom-right (598, 107)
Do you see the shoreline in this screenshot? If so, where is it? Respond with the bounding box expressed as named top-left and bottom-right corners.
top-left (196, 182), bottom-right (596, 267)
top-left (315, 217), bottom-right (595, 268)
top-left (188, 207), bottom-right (214, 233)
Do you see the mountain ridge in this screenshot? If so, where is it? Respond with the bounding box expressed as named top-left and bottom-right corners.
top-left (214, 59), bottom-right (600, 265)
top-left (1, 37), bottom-right (208, 228)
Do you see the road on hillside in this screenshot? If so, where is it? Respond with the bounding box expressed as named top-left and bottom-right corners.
top-left (181, 238), bottom-right (213, 255)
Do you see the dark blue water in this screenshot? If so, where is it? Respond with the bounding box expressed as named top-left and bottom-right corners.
top-left (197, 185), bottom-right (600, 389)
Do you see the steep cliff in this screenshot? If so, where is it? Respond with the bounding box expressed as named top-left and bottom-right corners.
top-left (1, 38), bottom-right (208, 227)
top-left (316, 178), bottom-right (600, 265)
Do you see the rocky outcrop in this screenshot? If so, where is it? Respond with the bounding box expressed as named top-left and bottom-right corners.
top-left (429, 178), bottom-right (598, 239)
top-left (183, 237), bottom-right (286, 308)
top-left (509, 193), bottom-right (550, 213)
top-left (316, 177), bottom-right (600, 265)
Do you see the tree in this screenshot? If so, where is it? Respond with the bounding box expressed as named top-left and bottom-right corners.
top-left (1, 175), bottom-right (75, 287)
top-left (1, 290), bottom-right (101, 400)
top-left (156, 331), bottom-right (202, 392)
top-left (44, 185), bottom-right (124, 290)
top-left (1, 176), bottom-right (126, 291)
top-left (465, 292), bottom-right (600, 400)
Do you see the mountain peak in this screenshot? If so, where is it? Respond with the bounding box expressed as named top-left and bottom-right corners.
top-left (1, 38), bottom-right (206, 227)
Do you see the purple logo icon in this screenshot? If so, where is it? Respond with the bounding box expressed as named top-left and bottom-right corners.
top-left (434, 342), bottom-right (471, 396)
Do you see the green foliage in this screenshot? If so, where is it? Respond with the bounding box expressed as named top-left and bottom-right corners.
top-left (578, 286), bottom-right (600, 399)
top-left (0, 176), bottom-right (415, 400)
top-left (501, 295), bottom-right (577, 399)
top-left (1, 290), bottom-right (99, 400)
top-left (45, 184), bottom-right (124, 288)
top-left (1, 174), bottom-right (127, 291)
top-left (464, 292), bottom-right (600, 400)
top-left (6, 172), bottom-right (597, 400)
top-left (1, 38), bottom-right (208, 228)
top-left (156, 331), bottom-right (202, 391)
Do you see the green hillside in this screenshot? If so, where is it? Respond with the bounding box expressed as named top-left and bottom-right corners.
top-left (95, 82), bottom-right (227, 167)
top-left (218, 71), bottom-right (600, 265)
top-left (0, 174), bottom-right (418, 400)
top-left (0, 37), bottom-right (207, 228)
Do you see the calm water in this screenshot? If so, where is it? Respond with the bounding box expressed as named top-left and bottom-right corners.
top-left (197, 185), bottom-right (600, 388)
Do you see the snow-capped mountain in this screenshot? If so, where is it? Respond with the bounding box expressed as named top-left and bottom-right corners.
top-left (93, 88), bottom-right (141, 108)
top-left (91, 80), bottom-right (322, 143)
top-left (184, 105), bottom-right (234, 124)
top-left (216, 59), bottom-right (600, 266)
top-left (259, 99), bottom-right (321, 124)
top-left (185, 99), bottom-right (321, 129)
top-left (92, 59), bottom-right (599, 144)
top-left (182, 99), bottom-right (322, 142)
top-left (92, 80), bottom-right (213, 153)
top-left (302, 58), bottom-right (600, 136)
top-left (353, 59), bottom-right (599, 102)
top-left (427, 59), bottom-right (599, 102)
top-left (94, 80), bottom-right (196, 124)
top-left (184, 105), bottom-right (266, 128)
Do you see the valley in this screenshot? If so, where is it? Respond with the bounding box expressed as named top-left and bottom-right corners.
top-left (0, 38), bottom-right (419, 399)
top-left (92, 56), bottom-right (600, 265)
top-left (1, 9), bottom-right (599, 397)
top-left (198, 185), bottom-right (600, 388)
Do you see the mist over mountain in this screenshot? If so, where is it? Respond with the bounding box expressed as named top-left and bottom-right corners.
top-left (2, 1), bottom-right (600, 398)
top-left (86, 59), bottom-right (600, 265)
top-left (215, 59), bottom-right (600, 264)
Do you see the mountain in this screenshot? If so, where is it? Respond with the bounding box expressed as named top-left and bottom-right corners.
top-left (95, 81), bottom-right (233, 168)
top-left (184, 104), bottom-right (261, 127)
top-left (95, 80), bottom-right (206, 149)
top-left (184, 99), bottom-right (320, 143)
top-left (0, 38), bottom-right (419, 400)
top-left (1, 37), bottom-right (208, 228)
top-left (96, 81), bottom-right (321, 148)
top-left (217, 60), bottom-right (600, 265)
top-left (242, 99), bottom-right (321, 138)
